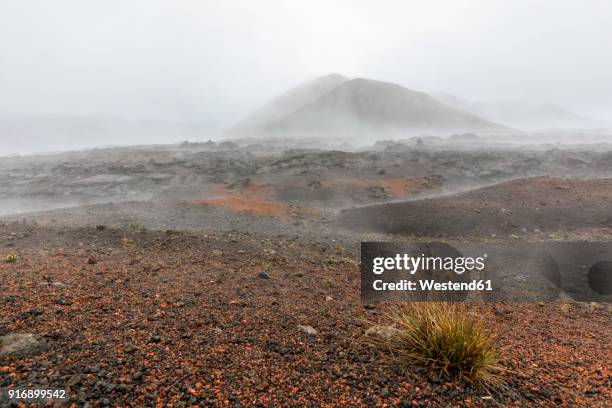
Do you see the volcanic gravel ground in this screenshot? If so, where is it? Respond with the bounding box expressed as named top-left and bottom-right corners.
top-left (0, 224), bottom-right (610, 407)
top-left (338, 177), bottom-right (612, 237)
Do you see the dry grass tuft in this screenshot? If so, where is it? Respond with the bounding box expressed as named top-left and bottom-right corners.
top-left (365, 302), bottom-right (504, 390)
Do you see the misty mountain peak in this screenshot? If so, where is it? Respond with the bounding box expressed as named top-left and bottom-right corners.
top-left (316, 73), bottom-right (349, 82)
top-left (224, 73), bottom-right (350, 136)
top-left (225, 75), bottom-right (512, 138)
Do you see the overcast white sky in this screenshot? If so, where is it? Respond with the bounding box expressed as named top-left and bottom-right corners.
top-left (1, 0), bottom-right (611, 132)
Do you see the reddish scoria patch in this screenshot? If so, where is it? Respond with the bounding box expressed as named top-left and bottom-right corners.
top-left (196, 182), bottom-right (318, 217)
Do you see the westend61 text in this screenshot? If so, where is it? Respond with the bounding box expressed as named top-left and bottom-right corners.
top-left (372, 279), bottom-right (493, 291)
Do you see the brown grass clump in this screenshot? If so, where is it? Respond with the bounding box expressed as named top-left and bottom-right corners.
top-left (365, 303), bottom-right (504, 389)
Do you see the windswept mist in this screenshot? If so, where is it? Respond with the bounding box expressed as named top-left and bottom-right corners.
top-left (0, 0), bottom-right (611, 154)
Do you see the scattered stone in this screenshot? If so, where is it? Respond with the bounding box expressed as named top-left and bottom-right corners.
top-left (54, 296), bottom-right (72, 305)
top-left (257, 271), bottom-right (270, 279)
top-left (365, 325), bottom-right (400, 340)
top-left (324, 296), bottom-right (334, 302)
top-left (124, 343), bottom-right (139, 353)
top-left (68, 374), bottom-right (83, 386)
top-left (367, 186), bottom-right (387, 199)
top-left (0, 333), bottom-right (42, 356)
top-left (227, 178), bottom-right (250, 189)
top-left (95, 224), bottom-right (106, 230)
top-left (87, 256), bottom-right (97, 265)
top-left (297, 325), bottom-right (317, 336)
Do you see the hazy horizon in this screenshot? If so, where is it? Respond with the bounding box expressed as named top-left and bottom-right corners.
top-left (1, 0), bottom-right (611, 153)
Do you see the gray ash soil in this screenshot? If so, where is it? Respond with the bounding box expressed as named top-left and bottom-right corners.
top-left (0, 200), bottom-right (335, 241)
top-left (337, 176), bottom-right (612, 238)
top-left (3, 142), bottom-right (612, 242)
top-left (6, 176), bottom-right (612, 247)
top-left (2, 142), bottom-right (612, 205)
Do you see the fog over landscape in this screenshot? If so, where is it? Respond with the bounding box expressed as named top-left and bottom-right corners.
top-left (0, 0), bottom-right (611, 154)
top-left (1, 2), bottom-right (612, 406)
